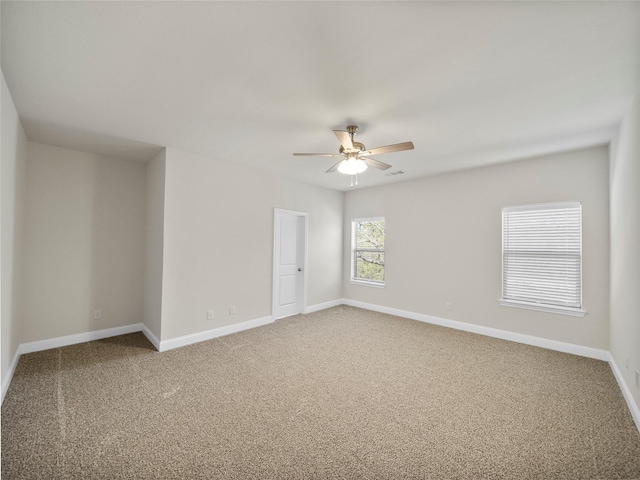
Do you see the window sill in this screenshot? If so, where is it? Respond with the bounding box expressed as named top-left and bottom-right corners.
top-left (499, 299), bottom-right (586, 317)
top-left (351, 279), bottom-right (385, 289)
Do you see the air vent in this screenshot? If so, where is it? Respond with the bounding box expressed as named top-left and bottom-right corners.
top-left (385, 170), bottom-right (406, 177)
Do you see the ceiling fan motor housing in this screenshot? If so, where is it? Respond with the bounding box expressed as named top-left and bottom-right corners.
top-left (339, 142), bottom-right (365, 154)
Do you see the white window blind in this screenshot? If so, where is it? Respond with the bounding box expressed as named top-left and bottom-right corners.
top-left (501, 202), bottom-right (585, 316)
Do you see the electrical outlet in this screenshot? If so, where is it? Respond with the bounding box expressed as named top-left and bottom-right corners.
top-left (94, 310), bottom-right (102, 320)
top-left (445, 302), bottom-right (452, 311)
top-left (229, 305), bottom-right (236, 315)
top-left (207, 310), bottom-right (214, 320)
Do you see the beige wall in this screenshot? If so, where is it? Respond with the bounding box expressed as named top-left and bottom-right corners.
top-left (1, 72), bottom-right (28, 385)
top-left (344, 146), bottom-right (610, 350)
top-left (610, 94), bottom-right (640, 410)
top-left (22, 143), bottom-right (146, 342)
top-left (143, 149), bottom-right (166, 341)
top-left (161, 147), bottom-right (343, 341)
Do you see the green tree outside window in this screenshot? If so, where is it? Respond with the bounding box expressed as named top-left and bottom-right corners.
top-left (353, 219), bottom-right (384, 283)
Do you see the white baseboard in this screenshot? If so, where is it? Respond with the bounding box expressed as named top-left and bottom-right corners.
top-left (342, 299), bottom-right (609, 361)
top-left (608, 353), bottom-right (640, 433)
top-left (19, 324), bottom-right (145, 355)
top-left (159, 316), bottom-right (273, 352)
top-left (342, 299), bottom-right (639, 434)
top-left (140, 324), bottom-right (161, 351)
top-left (3, 301), bottom-right (637, 437)
top-left (1, 316), bottom-right (273, 403)
top-left (1, 323), bottom-right (149, 405)
top-left (1, 347), bottom-right (22, 405)
top-left (304, 299), bottom-right (344, 314)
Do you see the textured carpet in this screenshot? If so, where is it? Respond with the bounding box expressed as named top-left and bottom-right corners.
top-left (2, 305), bottom-right (640, 479)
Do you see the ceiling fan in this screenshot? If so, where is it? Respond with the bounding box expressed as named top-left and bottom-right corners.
top-left (293, 125), bottom-right (414, 186)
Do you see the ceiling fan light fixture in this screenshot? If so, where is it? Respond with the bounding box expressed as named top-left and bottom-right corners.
top-left (338, 158), bottom-right (368, 175)
top-left (293, 124), bottom-right (413, 179)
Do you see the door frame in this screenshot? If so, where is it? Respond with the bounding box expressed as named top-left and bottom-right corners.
top-left (272, 208), bottom-right (308, 319)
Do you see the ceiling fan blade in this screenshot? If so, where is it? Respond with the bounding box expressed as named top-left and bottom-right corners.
top-left (362, 157), bottom-right (392, 170)
top-left (326, 160), bottom-right (344, 173)
top-left (293, 153), bottom-right (343, 157)
top-left (361, 141), bottom-right (414, 156)
top-left (334, 130), bottom-right (353, 150)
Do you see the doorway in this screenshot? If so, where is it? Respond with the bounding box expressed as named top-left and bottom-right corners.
top-left (272, 209), bottom-right (307, 320)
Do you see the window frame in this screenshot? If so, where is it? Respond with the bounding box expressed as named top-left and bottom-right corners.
top-left (499, 201), bottom-right (586, 317)
top-left (351, 217), bottom-right (385, 287)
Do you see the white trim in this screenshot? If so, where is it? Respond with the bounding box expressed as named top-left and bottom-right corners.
top-left (3, 302), bottom-right (638, 438)
top-left (503, 200), bottom-right (582, 212)
top-left (342, 299), bottom-right (609, 361)
top-left (499, 299), bottom-right (587, 317)
top-left (1, 323), bottom-right (153, 405)
top-left (1, 317), bottom-right (275, 403)
top-left (501, 201), bottom-right (583, 312)
top-left (350, 279), bottom-right (385, 289)
top-left (140, 324), bottom-right (161, 351)
top-left (351, 217), bottom-right (385, 285)
top-left (274, 208), bottom-right (307, 217)
top-left (1, 347), bottom-right (22, 404)
top-left (19, 323), bottom-right (145, 355)
top-left (608, 353), bottom-right (640, 433)
top-left (159, 316), bottom-right (273, 352)
top-left (304, 299), bottom-right (343, 314)
top-left (301, 214), bottom-right (309, 315)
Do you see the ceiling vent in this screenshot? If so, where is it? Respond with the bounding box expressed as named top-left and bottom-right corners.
top-left (385, 170), bottom-right (406, 177)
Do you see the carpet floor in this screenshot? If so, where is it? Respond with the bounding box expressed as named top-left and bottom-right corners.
top-left (2, 306), bottom-right (640, 479)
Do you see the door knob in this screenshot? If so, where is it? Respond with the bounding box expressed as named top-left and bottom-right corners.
top-left (298, 268), bottom-right (302, 272)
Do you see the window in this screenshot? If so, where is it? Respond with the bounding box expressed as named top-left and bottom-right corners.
top-left (500, 202), bottom-right (586, 317)
top-left (352, 218), bottom-right (385, 286)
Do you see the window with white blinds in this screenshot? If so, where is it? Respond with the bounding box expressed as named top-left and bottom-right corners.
top-left (500, 202), bottom-right (586, 317)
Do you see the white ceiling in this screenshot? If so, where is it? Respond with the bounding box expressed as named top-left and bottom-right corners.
top-left (2, 1), bottom-right (638, 191)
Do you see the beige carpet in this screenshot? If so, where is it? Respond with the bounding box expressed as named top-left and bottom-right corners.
top-left (2, 305), bottom-right (640, 479)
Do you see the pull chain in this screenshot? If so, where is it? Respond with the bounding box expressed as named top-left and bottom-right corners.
top-left (350, 172), bottom-right (359, 188)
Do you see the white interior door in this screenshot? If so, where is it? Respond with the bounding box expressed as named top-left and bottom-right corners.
top-left (273, 209), bottom-right (307, 319)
